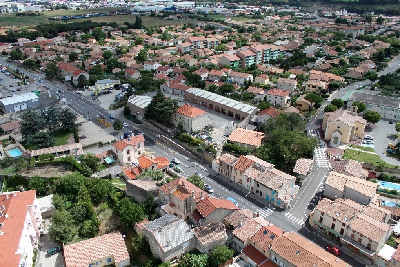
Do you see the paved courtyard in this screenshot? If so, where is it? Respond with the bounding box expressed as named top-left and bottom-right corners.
top-left (368, 120), bottom-right (399, 166)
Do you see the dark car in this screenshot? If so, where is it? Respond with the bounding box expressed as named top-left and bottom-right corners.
top-left (326, 245), bottom-right (340, 256)
top-left (100, 114), bottom-right (105, 119)
top-left (47, 246), bottom-right (62, 256)
top-left (389, 120), bottom-right (394, 124)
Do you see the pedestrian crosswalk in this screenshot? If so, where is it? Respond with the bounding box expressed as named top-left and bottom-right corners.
top-left (314, 148), bottom-right (331, 168)
top-left (284, 213), bottom-right (305, 226)
top-left (255, 207), bottom-right (274, 218)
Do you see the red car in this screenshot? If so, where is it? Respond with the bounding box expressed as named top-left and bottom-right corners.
top-left (326, 245), bottom-right (340, 256)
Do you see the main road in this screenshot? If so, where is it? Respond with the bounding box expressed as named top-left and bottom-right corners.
top-left (0, 58), bottom-right (363, 266)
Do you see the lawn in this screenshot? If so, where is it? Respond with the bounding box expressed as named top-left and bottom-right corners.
top-left (53, 130), bottom-right (71, 146)
top-left (0, 8), bottom-right (197, 27)
top-left (349, 144), bottom-right (375, 152)
top-left (111, 178), bottom-right (126, 190)
top-left (343, 149), bottom-right (397, 168)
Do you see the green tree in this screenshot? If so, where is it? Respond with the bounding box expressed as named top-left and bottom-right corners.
top-left (331, 98), bottom-right (344, 109)
top-left (20, 110), bottom-right (46, 137)
top-left (117, 197), bottom-right (146, 227)
top-left (103, 50), bottom-right (113, 61)
top-left (135, 49), bottom-right (148, 64)
top-left (144, 90), bottom-right (179, 125)
top-left (77, 74), bottom-right (88, 88)
top-left (143, 193), bottom-right (157, 217)
top-left (27, 132), bottom-right (56, 149)
top-left (85, 178), bottom-right (114, 205)
top-left (69, 52), bottom-right (78, 62)
top-left (79, 154), bottom-right (100, 173)
top-left (365, 15), bottom-right (373, 24)
top-left (132, 234), bottom-right (151, 255)
top-left (135, 37), bottom-right (144, 45)
top-left (187, 175), bottom-right (205, 190)
top-left (352, 101), bottom-right (367, 112)
top-left (219, 84), bottom-right (235, 94)
top-left (88, 64), bottom-right (105, 76)
top-left (304, 93), bottom-right (323, 107)
top-left (113, 119), bottom-right (123, 131)
top-left (363, 110), bottom-right (381, 124)
top-left (56, 172), bottom-right (86, 202)
top-left (23, 59), bottom-right (37, 69)
top-left (328, 81), bottom-right (341, 91)
top-left (257, 101), bottom-right (271, 110)
top-left (45, 61), bottom-right (60, 80)
top-left (396, 122), bottom-right (400, 132)
top-left (324, 104), bottom-right (338, 113)
top-left (92, 27), bottom-right (106, 41)
top-left (49, 210), bottom-right (77, 243)
top-left (138, 169), bottom-right (164, 181)
top-left (60, 108), bottom-right (77, 131)
top-left (215, 44), bottom-right (228, 51)
top-left (124, 106), bottom-right (131, 116)
top-left (79, 216), bottom-right (100, 238)
top-left (28, 176), bottom-right (48, 196)
top-left (376, 16), bottom-right (385, 25)
top-left (10, 48), bottom-right (24, 60)
top-left (209, 245), bottom-right (234, 267)
top-left (134, 15), bottom-right (143, 29)
top-left (178, 253), bottom-right (208, 267)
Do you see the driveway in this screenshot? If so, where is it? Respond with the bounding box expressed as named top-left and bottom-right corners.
top-left (36, 220), bottom-right (65, 267)
top-left (368, 120), bottom-right (399, 166)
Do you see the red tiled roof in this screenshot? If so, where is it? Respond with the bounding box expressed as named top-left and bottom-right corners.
top-left (242, 244), bottom-right (268, 265)
top-left (138, 155), bottom-right (156, 170)
top-left (196, 198), bottom-right (238, 217)
top-left (258, 107), bottom-right (280, 118)
top-left (0, 120), bottom-right (21, 132)
top-left (63, 232), bottom-right (130, 267)
top-left (228, 128), bottom-right (264, 147)
top-left (0, 191), bottom-right (36, 267)
top-left (176, 104), bottom-right (207, 118)
top-left (259, 260), bottom-right (279, 267)
top-left (154, 157), bottom-right (169, 169)
top-left (233, 155), bottom-right (254, 171)
top-left (160, 178), bottom-right (208, 202)
top-left (113, 135), bottom-right (145, 151)
top-left (267, 89), bottom-right (290, 97)
top-left (251, 225), bottom-right (284, 251)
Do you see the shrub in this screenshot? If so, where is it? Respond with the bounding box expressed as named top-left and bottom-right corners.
top-left (223, 142), bottom-right (250, 155)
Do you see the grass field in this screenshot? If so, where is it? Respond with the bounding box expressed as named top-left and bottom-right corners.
top-left (54, 130), bottom-right (71, 146)
top-left (0, 8), bottom-right (197, 28)
top-left (343, 149), bottom-right (397, 168)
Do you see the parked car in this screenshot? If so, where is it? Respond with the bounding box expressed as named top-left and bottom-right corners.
top-left (169, 163), bottom-right (175, 168)
top-left (204, 184), bottom-right (214, 194)
top-left (109, 114), bottom-right (115, 119)
top-left (363, 140), bottom-right (374, 144)
top-left (364, 135), bottom-right (374, 140)
top-left (195, 171), bottom-right (204, 178)
top-left (387, 148), bottom-right (396, 154)
top-left (100, 114), bottom-right (105, 119)
top-left (226, 196), bottom-right (238, 207)
top-left (389, 120), bottom-right (394, 124)
top-left (174, 166), bottom-right (182, 173)
top-left (123, 122), bottom-right (129, 127)
top-left (8, 84), bottom-right (13, 87)
top-left (326, 245), bottom-right (340, 256)
top-left (47, 246), bottom-right (62, 256)
top-left (171, 158), bottom-right (181, 164)
top-left (76, 91), bottom-right (82, 94)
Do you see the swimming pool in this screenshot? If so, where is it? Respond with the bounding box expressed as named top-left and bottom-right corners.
top-left (382, 200), bottom-right (397, 207)
top-left (7, 148), bottom-right (22, 157)
top-left (380, 181), bottom-right (400, 191)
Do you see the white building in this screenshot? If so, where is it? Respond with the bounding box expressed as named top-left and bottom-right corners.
top-left (173, 104), bottom-right (208, 133)
top-left (266, 89), bottom-right (291, 107)
top-left (127, 95), bottom-right (152, 121)
top-left (0, 92), bottom-right (40, 113)
top-left (0, 190), bottom-right (42, 267)
top-left (112, 134), bottom-right (145, 164)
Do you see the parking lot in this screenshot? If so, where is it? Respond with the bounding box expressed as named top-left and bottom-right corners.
top-left (368, 120), bottom-right (399, 166)
top-left (36, 219), bottom-right (65, 267)
top-left (0, 67), bottom-right (44, 98)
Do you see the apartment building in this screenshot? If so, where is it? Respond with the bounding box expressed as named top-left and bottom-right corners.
top-left (236, 50), bottom-right (257, 69)
top-left (265, 89), bottom-right (291, 107)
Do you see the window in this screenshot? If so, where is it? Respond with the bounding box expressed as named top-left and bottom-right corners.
top-left (126, 149), bottom-right (130, 155)
top-left (331, 223), bottom-right (335, 230)
top-left (340, 228), bottom-right (344, 235)
top-left (259, 192), bottom-right (263, 197)
top-left (351, 234), bottom-right (355, 239)
top-left (319, 216), bottom-right (323, 223)
top-left (358, 238), bottom-right (362, 243)
top-left (247, 178), bottom-right (250, 182)
top-left (127, 157), bottom-right (131, 162)
top-left (107, 258), bottom-right (112, 263)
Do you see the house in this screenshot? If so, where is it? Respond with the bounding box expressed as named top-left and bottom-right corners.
top-left (236, 50), bottom-right (257, 69)
top-left (72, 70), bottom-right (89, 86)
top-left (63, 232), bottom-right (130, 267)
top-left (31, 143), bottom-right (83, 160)
top-left (276, 78), bottom-right (297, 92)
top-left (192, 198), bottom-right (239, 226)
top-left (123, 155), bottom-right (169, 180)
top-left (223, 209), bottom-right (254, 231)
top-left (0, 190), bottom-right (42, 267)
top-left (193, 222), bottom-right (227, 253)
top-left (161, 81), bottom-right (191, 96)
top-left (125, 69), bottom-right (141, 80)
top-left (257, 108), bottom-right (281, 125)
top-left (295, 94), bottom-right (312, 111)
top-left (293, 158), bottom-right (314, 183)
top-left (309, 198), bottom-right (391, 259)
top-left (142, 214), bottom-right (194, 262)
top-left (176, 42), bottom-right (194, 53)
top-left (323, 171), bottom-right (378, 205)
top-left (254, 74), bottom-right (269, 85)
top-left (208, 69), bottom-right (227, 82)
top-left (270, 232), bottom-right (352, 267)
top-left (305, 79), bottom-right (327, 93)
top-left (159, 178), bottom-right (208, 220)
top-left (144, 61), bottom-right (162, 71)
top-left (156, 66), bottom-right (172, 75)
top-left (265, 89), bottom-right (290, 107)
top-left (347, 92), bottom-right (400, 122)
top-left (218, 54), bottom-right (242, 69)
top-left (127, 95), bottom-right (152, 121)
top-left (375, 244), bottom-right (398, 267)
top-left (112, 134), bottom-right (145, 165)
top-left (227, 71), bottom-right (253, 85)
top-left (215, 153), bottom-right (238, 178)
top-left (173, 104), bottom-right (207, 133)
top-left (0, 92), bottom-right (40, 113)
top-left (228, 128), bottom-right (264, 152)
top-left (193, 68), bottom-right (209, 81)
top-left (322, 109), bottom-right (366, 147)
top-left (330, 159), bottom-right (368, 178)
top-left (0, 120), bottom-right (21, 134)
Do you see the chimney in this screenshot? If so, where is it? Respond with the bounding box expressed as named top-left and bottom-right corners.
top-left (182, 181), bottom-right (185, 187)
top-left (191, 191), bottom-right (194, 197)
top-left (201, 192), bottom-right (204, 199)
top-left (351, 105), bottom-right (358, 114)
top-left (238, 221), bottom-right (242, 227)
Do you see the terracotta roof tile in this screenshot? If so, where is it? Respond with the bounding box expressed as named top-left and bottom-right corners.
top-left (160, 178), bottom-right (208, 202)
top-left (325, 172), bottom-right (377, 199)
top-left (325, 109), bottom-right (367, 127)
top-left (233, 155), bottom-right (254, 172)
top-left (250, 225), bottom-right (284, 251)
top-left (113, 135), bottom-right (145, 151)
top-left (138, 155), bottom-right (156, 170)
top-left (176, 104), bottom-right (207, 118)
top-left (0, 191), bottom-right (36, 267)
top-left (293, 158), bottom-right (314, 176)
top-left (393, 246), bottom-right (400, 261)
top-left (267, 89), bottom-right (290, 97)
top-left (224, 209), bottom-right (254, 228)
top-left (123, 166), bottom-right (142, 180)
top-left (219, 153), bottom-right (238, 165)
top-left (196, 198), bottom-right (239, 218)
top-left (259, 260), bottom-right (279, 267)
top-left (154, 157), bottom-right (169, 169)
top-left (228, 128), bottom-right (264, 147)
top-left (63, 232), bottom-right (129, 267)
top-left (348, 213), bottom-right (390, 243)
top-left (258, 107), bottom-right (280, 118)
top-left (193, 222), bottom-right (226, 247)
top-left (232, 218), bottom-right (262, 242)
top-left (242, 244), bottom-right (268, 265)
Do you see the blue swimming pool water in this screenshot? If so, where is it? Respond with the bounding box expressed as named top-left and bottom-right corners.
top-left (380, 181), bottom-right (400, 191)
top-left (8, 148), bottom-right (22, 157)
top-left (382, 200), bottom-right (397, 207)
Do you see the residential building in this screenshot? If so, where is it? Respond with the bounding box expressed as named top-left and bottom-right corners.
top-left (257, 107), bottom-right (281, 125)
top-left (309, 198), bottom-right (391, 259)
top-left (215, 153), bottom-right (238, 178)
top-left (123, 155), bottom-right (169, 180)
top-left (223, 209), bottom-right (254, 231)
top-left (0, 120), bottom-right (21, 134)
top-left (192, 198), bottom-right (239, 226)
top-left (228, 128), bottom-right (264, 152)
top-left (0, 92), bottom-right (40, 113)
top-left (276, 78), bottom-right (297, 92)
top-left (127, 95), bottom-right (152, 121)
top-left (185, 88), bottom-right (258, 121)
top-left (159, 178), bottom-right (208, 220)
top-left (293, 158), bottom-right (314, 183)
top-left (305, 79), bottom-right (327, 93)
top-left (265, 89), bottom-right (291, 107)
top-left (347, 92), bottom-right (400, 121)
top-left (218, 54), bottom-right (242, 69)
top-left (63, 232), bottom-right (130, 267)
top-left (227, 71), bottom-right (254, 85)
top-left (322, 109), bottom-right (367, 147)
top-left (250, 44), bottom-right (285, 63)
top-left (0, 190), bottom-right (42, 267)
top-left (254, 74), bottom-right (269, 85)
top-left (31, 143), bottom-right (83, 159)
top-left (270, 232), bottom-right (352, 267)
top-left (323, 171), bottom-right (378, 205)
top-left (144, 61), bottom-right (162, 71)
top-left (236, 50), bottom-right (257, 69)
top-left (208, 69), bottom-right (226, 82)
top-left (295, 94), bottom-right (312, 111)
top-left (375, 244), bottom-right (398, 267)
top-left (125, 69), bottom-right (141, 80)
top-left (142, 214), bottom-right (194, 262)
top-left (330, 159), bottom-right (368, 178)
top-left (193, 222), bottom-right (227, 253)
top-left (112, 134), bottom-right (145, 165)
top-left (173, 104), bottom-right (207, 133)
top-left (125, 179), bottom-right (159, 203)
